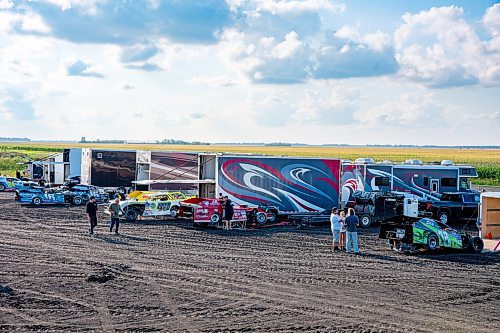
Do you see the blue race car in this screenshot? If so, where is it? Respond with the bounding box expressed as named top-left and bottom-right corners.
top-left (15, 187), bottom-right (66, 206)
top-left (0, 176), bottom-right (24, 192)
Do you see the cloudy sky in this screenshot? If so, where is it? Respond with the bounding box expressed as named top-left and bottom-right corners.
top-left (0, 0), bottom-right (499, 145)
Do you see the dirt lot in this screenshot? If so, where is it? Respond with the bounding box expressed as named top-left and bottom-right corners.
top-left (0, 192), bottom-right (499, 333)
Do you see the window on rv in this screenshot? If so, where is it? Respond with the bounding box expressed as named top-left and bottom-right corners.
top-left (441, 178), bottom-right (457, 187)
top-left (462, 168), bottom-right (471, 175)
top-left (459, 178), bottom-right (470, 191)
top-left (374, 176), bottom-right (390, 186)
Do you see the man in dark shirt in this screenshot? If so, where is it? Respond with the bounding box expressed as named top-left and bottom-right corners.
top-left (223, 196), bottom-right (234, 230)
top-left (345, 208), bottom-right (359, 254)
top-left (86, 196), bottom-right (98, 235)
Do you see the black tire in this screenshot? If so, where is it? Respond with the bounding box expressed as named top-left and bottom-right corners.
top-left (255, 212), bottom-right (267, 225)
top-left (438, 210), bottom-right (449, 224)
top-left (73, 196), bottom-right (83, 205)
top-left (170, 206), bottom-right (179, 218)
top-left (127, 187), bottom-right (134, 194)
top-left (125, 209), bottom-right (138, 222)
top-left (32, 197), bottom-right (42, 206)
top-left (268, 210), bottom-right (278, 223)
top-left (468, 236), bottom-right (484, 253)
top-left (426, 233), bottom-right (439, 251)
top-left (0, 184), bottom-right (5, 192)
top-left (209, 213), bottom-right (221, 225)
top-left (359, 214), bottom-right (373, 228)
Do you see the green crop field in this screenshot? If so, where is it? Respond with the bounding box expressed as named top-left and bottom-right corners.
top-left (1, 142), bottom-right (499, 186)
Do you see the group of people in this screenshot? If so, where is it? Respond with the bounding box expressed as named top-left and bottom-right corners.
top-left (330, 207), bottom-right (360, 254)
top-left (85, 196), bottom-right (122, 235)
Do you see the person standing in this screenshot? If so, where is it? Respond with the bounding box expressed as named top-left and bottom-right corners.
top-left (86, 196), bottom-right (98, 235)
top-left (108, 197), bottom-right (123, 235)
top-left (330, 208), bottom-right (342, 251)
top-left (339, 210), bottom-right (346, 251)
top-left (223, 196), bottom-right (234, 230)
top-left (345, 208), bottom-right (360, 254)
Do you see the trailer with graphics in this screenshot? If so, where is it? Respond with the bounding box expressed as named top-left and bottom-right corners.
top-left (341, 158), bottom-right (478, 207)
top-left (197, 154), bottom-right (341, 220)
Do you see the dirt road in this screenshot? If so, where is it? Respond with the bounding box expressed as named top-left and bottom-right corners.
top-left (0, 192), bottom-right (499, 332)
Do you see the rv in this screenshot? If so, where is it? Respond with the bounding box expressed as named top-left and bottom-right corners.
top-left (341, 158), bottom-right (478, 207)
top-left (26, 148), bottom-right (81, 185)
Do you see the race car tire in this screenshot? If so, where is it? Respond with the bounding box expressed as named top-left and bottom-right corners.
top-left (117, 187), bottom-right (127, 199)
top-left (127, 187), bottom-right (134, 194)
top-left (468, 236), bottom-right (484, 253)
top-left (0, 184), bottom-right (5, 192)
top-left (170, 206), bottom-right (179, 218)
top-left (268, 210), bottom-right (278, 223)
top-left (438, 210), bottom-right (449, 224)
top-left (209, 213), bottom-right (221, 225)
top-left (32, 197), bottom-right (42, 206)
top-left (360, 214), bottom-right (373, 228)
top-left (255, 212), bottom-right (267, 225)
top-left (125, 209), bottom-right (138, 222)
top-left (426, 233), bottom-right (439, 251)
top-left (72, 196), bottom-right (83, 206)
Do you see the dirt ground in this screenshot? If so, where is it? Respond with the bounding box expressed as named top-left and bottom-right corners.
top-left (0, 192), bottom-right (499, 333)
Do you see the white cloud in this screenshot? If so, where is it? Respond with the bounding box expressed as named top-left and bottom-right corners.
top-left (394, 5), bottom-right (500, 87)
top-left (190, 75), bottom-right (237, 87)
top-left (354, 93), bottom-right (444, 127)
top-left (256, 0), bottom-right (345, 14)
top-left (0, 0), bottom-right (14, 10)
top-left (271, 31), bottom-right (302, 59)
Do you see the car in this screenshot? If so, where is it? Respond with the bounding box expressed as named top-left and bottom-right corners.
top-left (15, 187), bottom-right (66, 206)
top-left (241, 202), bottom-right (279, 225)
top-left (379, 217), bottom-right (484, 253)
top-left (178, 197), bottom-right (247, 227)
top-left (112, 191), bottom-right (194, 222)
top-left (63, 184), bottom-right (109, 205)
top-left (0, 176), bottom-right (24, 192)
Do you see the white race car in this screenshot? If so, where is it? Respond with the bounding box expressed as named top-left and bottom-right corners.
top-left (108, 191), bottom-right (194, 221)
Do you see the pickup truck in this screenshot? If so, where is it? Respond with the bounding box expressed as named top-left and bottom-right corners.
top-left (427, 192), bottom-right (480, 224)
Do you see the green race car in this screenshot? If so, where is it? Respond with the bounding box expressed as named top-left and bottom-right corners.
top-left (379, 217), bottom-right (484, 253)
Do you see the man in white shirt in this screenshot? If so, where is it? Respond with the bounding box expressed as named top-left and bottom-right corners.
top-left (330, 208), bottom-right (342, 251)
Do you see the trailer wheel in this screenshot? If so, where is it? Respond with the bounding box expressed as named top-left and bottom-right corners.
top-left (268, 210), bottom-right (278, 223)
top-left (0, 184), bottom-right (5, 192)
top-left (72, 196), bottom-right (83, 205)
top-left (125, 209), bottom-right (138, 222)
top-left (468, 236), bottom-right (484, 253)
top-left (438, 210), bottom-right (449, 224)
top-left (359, 214), bottom-right (373, 228)
top-left (255, 212), bottom-right (267, 225)
top-left (170, 206), bottom-right (179, 218)
top-left (32, 197), bottom-right (42, 206)
top-left (426, 233), bottom-right (439, 251)
top-left (209, 213), bottom-right (221, 225)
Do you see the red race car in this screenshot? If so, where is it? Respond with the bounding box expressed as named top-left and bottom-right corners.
top-left (179, 198), bottom-right (247, 227)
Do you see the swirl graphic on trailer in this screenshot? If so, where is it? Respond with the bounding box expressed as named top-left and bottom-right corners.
top-left (218, 157), bottom-right (340, 212)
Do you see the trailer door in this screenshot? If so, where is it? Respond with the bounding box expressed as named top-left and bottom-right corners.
top-left (430, 179), bottom-right (439, 193)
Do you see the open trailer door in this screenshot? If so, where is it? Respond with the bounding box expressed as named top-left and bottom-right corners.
top-left (479, 192), bottom-right (500, 252)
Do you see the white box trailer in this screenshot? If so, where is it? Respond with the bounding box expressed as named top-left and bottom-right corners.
top-left (479, 192), bottom-right (500, 252)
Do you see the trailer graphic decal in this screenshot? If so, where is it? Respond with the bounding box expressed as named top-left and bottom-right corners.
top-left (219, 158), bottom-right (340, 212)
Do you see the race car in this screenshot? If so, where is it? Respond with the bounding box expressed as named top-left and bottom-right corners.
top-left (240, 202), bottom-right (279, 225)
top-left (62, 184), bottom-right (109, 205)
top-left (379, 217), bottom-right (484, 253)
top-left (112, 191), bottom-right (194, 222)
top-left (178, 197), bottom-right (247, 227)
top-left (0, 176), bottom-right (24, 192)
top-left (15, 187), bottom-right (66, 206)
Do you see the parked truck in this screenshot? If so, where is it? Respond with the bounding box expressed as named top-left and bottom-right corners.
top-left (427, 192), bottom-right (480, 224)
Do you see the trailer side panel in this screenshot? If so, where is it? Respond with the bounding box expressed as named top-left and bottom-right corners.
top-left (90, 150), bottom-right (136, 187)
top-left (218, 156), bottom-right (340, 212)
top-left (150, 152), bottom-right (198, 191)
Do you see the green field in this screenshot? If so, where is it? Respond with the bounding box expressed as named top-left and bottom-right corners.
top-left (1, 143), bottom-right (499, 186)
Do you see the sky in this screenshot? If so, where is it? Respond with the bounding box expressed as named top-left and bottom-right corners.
top-left (0, 0), bottom-right (499, 145)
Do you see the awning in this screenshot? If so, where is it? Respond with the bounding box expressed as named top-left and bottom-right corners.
top-left (133, 179), bottom-right (216, 185)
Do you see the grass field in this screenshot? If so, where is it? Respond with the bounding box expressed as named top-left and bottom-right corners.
top-left (1, 142), bottom-right (499, 186)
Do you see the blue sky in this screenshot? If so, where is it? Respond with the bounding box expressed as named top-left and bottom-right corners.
top-left (0, 0), bottom-right (499, 145)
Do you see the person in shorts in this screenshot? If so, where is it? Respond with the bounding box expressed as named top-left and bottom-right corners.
top-left (339, 210), bottom-right (346, 250)
top-left (223, 196), bottom-right (234, 230)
